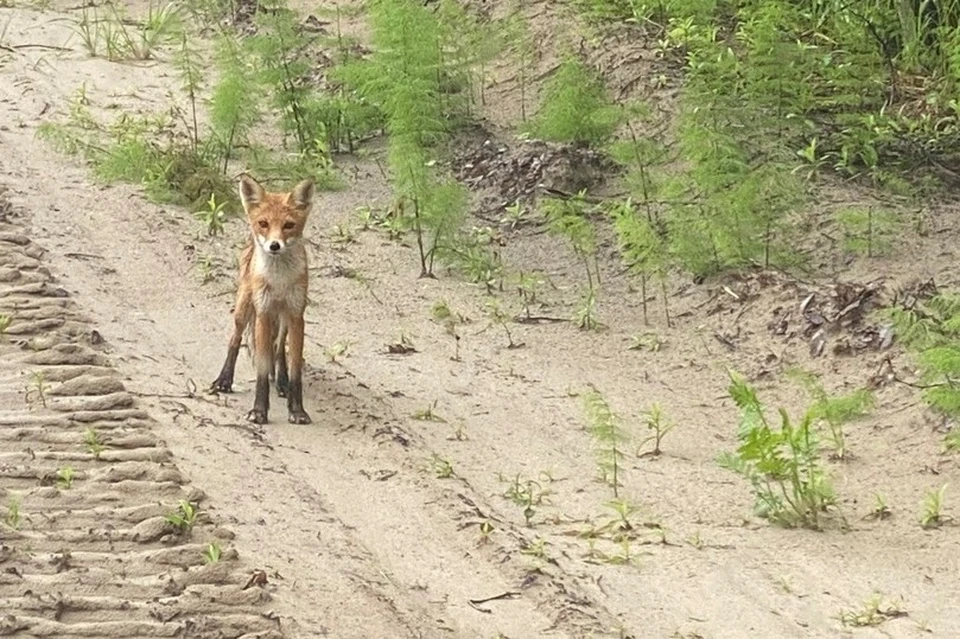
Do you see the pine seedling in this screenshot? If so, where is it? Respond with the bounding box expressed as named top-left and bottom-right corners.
top-left (835, 206), bottom-right (900, 258)
top-left (611, 197), bottom-right (671, 326)
top-left (526, 54), bottom-right (621, 147)
top-left (583, 388), bottom-right (630, 498)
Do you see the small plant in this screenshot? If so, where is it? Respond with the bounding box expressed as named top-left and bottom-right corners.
top-left (477, 520), bottom-right (495, 545)
top-left (501, 473), bottom-right (552, 526)
top-left (0, 314), bottom-right (10, 338)
top-left (5, 496), bottom-right (21, 530)
top-left (718, 373), bottom-right (838, 529)
top-left (920, 484), bottom-right (949, 529)
top-left (324, 341), bottom-right (350, 364)
top-left (637, 403), bottom-right (674, 457)
top-left (789, 369), bottom-right (874, 460)
top-left (484, 298), bottom-right (522, 349)
top-left (839, 594), bottom-right (907, 627)
top-left (84, 428), bottom-right (106, 458)
top-left (25, 371), bottom-right (48, 408)
top-left (513, 271), bottom-right (545, 319)
top-left (429, 453), bottom-right (454, 479)
top-left (56, 466), bottom-right (75, 490)
top-left (865, 493), bottom-right (892, 521)
top-left (628, 332), bottom-right (663, 352)
top-left (574, 290), bottom-right (602, 331)
top-left (195, 192), bottom-right (228, 236)
top-left (583, 388), bottom-right (629, 498)
top-left (412, 400), bottom-right (446, 423)
top-left (165, 500), bottom-right (199, 533)
top-left (203, 541), bottom-right (222, 564)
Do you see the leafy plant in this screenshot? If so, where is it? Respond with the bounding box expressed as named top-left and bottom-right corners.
top-left (56, 466), bottom-right (75, 490)
top-left (166, 500), bottom-right (200, 532)
top-left (4, 496), bottom-right (21, 530)
top-left (839, 594), bottom-right (908, 627)
top-left (718, 373), bottom-right (838, 529)
top-left (429, 454), bottom-right (454, 479)
top-left (25, 371), bottom-right (48, 408)
top-left (920, 484), bottom-right (949, 529)
top-left (638, 403), bottom-right (674, 457)
top-left (788, 369), bottom-right (874, 460)
top-left (84, 428), bottom-right (106, 458)
top-left (0, 314), bottom-right (10, 338)
top-left (501, 472), bottom-right (552, 527)
top-left (195, 192), bottom-right (228, 236)
top-left (203, 541), bottom-right (222, 564)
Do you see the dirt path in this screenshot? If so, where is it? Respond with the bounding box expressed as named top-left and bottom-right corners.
top-left (4, 3), bottom-right (960, 639)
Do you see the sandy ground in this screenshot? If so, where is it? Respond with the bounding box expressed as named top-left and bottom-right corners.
top-left (3, 2), bottom-right (960, 638)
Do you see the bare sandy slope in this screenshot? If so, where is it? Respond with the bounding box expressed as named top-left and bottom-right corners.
top-left (3, 3), bottom-right (960, 639)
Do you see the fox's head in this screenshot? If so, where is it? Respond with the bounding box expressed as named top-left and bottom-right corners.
top-left (238, 174), bottom-right (315, 256)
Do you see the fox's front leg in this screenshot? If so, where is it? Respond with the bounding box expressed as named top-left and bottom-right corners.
top-left (211, 287), bottom-right (253, 393)
top-left (285, 313), bottom-right (311, 424)
top-left (247, 313), bottom-right (274, 424)
top-left (274, 323), bottom-right (290, 398)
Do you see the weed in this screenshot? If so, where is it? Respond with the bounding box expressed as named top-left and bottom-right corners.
top-left (477, 520), bottom-right (495, 545)
top-left (203, 541), bottom-right (222, 564)
top-left (324, 341), bottom-right (350, 364)
top-left (583, 388), bottom-right (629, 498)
top-left (501, 473), bottom-right (552, 526)
top-left (628, 332), bottom-right (663, 352)
top-left (638, 403), bottom-right (674, 457)
top-left (56, 466), bottom-right (75, 490)
top-left (195, 192), bottom-right (228, 236)
top-left (484, 298), bottom-right (522, 349)
top-left (5, 496), bottom-right (21, 530)
top-left (788, 369), bottom-right (874, 460)
top-left (84, 428), bottom-right (106, 458)
top-left (412, 400), bottom-right (446, 423)
top-left (25, 371), bottom-right (48, 408)
top-left (920, 484), bottom-right (949, 529)
top-left (839, 594), bottom-right (907, 627)
top-left (865, 493), bottom-right (892, 521)
top-left (0, 314), bottom-right (10, 339)
top-left (513, 271), bottom-right (545, 319)
top-left (165, 500), bottom-right (199, 533)
top-left (718, 373), bottom-right (838, 529)
top-left (429, 454), bottom-right (454, 479)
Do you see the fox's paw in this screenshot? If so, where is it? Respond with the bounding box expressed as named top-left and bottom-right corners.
top-left (246, 408), bottom-right (268, 424)
top-left (210, 378), bottom-right (233, 394)
top-left (288, 410), bottom-right (312, 425)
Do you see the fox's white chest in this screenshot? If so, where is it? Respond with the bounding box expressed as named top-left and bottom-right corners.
top-left (252, 246), bottom-right (307, 314)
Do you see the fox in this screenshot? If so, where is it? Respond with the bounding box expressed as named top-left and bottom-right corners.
top-left (210, 173), bottom-right (315, 425)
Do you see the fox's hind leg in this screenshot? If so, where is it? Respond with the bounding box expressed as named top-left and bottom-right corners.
top-left (211, 286), bottom-right (253, 393)
top-left (274, 322), bottom-right (290, 398)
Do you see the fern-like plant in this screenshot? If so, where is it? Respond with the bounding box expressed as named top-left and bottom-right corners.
top-left (719, 372), bottom-right (838, 529)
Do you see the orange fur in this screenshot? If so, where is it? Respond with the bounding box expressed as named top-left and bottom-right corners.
top-left (211, 173), bottom-right (315, 425)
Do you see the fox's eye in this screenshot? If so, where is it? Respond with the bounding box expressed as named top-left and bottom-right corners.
top-left (283, 221), bottom-right (296, 230)
top-left (258, 220), bottom-right (268, 229)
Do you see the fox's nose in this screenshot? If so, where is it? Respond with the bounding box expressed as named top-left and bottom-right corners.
top-left (269, 241), bottom-right (281, 253)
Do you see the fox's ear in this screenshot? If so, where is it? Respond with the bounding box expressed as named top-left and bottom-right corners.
top-left (238, 174), bottom-right (265, 209)
top-left (289, 179), bottom-right (315, 211)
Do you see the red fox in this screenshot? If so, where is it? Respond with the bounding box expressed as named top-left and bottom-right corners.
top-left (210, 174), bottom-right (314, 425)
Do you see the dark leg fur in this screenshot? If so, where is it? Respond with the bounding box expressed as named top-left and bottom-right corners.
top-left (246, 375), bottom-right (270, 424)
top-left (211, 344), bottom-right (240, 393)
top-left (275, 327), bottom-right (289, 398)
top-left (287, 378), bottom-right (311, 424)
